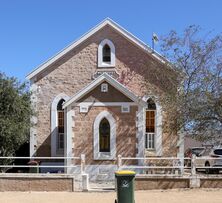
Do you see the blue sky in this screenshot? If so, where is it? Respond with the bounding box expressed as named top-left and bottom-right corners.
top-left (0, 0), bottom-right (221, 81)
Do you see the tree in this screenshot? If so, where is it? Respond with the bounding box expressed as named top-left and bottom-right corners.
top-left (0, 72), bottom-right (32, 170)
top-left (160, 25), bottom-right (222, 143)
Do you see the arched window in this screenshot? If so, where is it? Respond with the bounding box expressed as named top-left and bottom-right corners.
top-left (51, 93), bottom-right (69, 157)
top-left (98, 39), bottom-right (115, 67)
top-left (93, 111), bottom-right (116, 160)
top-left (99, 118), bottom-right (110, 152)
top-left (102, 44), bottom-right (111, 62)
top-left (57, 99), bottom-right (65, 151)
top-left (145, 98), bottom-right (156, 149)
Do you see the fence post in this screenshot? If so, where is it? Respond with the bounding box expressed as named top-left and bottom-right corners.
top-left (190, 154), bottom-right (200, 188)
top-left (191, 154), bottom-right (196, 176)
top-left (81, 154), bottom-right (86, 174)
top-left (82, 173), bottom-right (89, 191)
top-left (117, 154), bottom-right (122, 170)
top-left (179, 157), bottom-right (184, 175)
top-left (80, 154), bottom-right (89, 191)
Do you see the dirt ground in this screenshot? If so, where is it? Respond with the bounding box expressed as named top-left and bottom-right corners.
top-left (0, 189), bottom-right (221, 203)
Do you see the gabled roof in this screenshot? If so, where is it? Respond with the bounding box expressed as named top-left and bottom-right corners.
top-left (63, 73), bottom-right (146, 108)
top-left (26, 18), bottom-right (169, 80)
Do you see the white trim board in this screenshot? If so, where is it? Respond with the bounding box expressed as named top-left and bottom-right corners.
top-left (63, 73), bottom-right (147, 109)
top-left (76, 102), bottom-right (137, 107)
top-left (26, 18), bottom-right (169, 80)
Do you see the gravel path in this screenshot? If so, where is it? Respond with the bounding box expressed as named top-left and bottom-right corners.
top-left (0, 189), bottom-right (221, 203)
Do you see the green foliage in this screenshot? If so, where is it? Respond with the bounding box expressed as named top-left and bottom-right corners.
top-left (0, 72), bottom-right (32, 169)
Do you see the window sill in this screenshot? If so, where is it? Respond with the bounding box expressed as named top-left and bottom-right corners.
top-left (145, 148), bottom-right (155, 151)
top-left (56, 149), bottom-right (64, 157)
top-left (144, 149), bottom-right (157, 157)
top-left (98, 63), bottom-right (115, 68)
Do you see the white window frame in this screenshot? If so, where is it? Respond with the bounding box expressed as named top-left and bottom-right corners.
top-left (145, 133), bottom-right (155, 150)
top-left (145, 109), bottom-right (156, 150)
top-left (51, 93), bottom-right (69, 157)
top-left (57, 132), bottom-right (64, 150)
top-left (142, 95), bottom-right (163, 156)
top-left (93, 111), bottom-right (116, 160)
top-left (98, 39), bottom-right (115, 68)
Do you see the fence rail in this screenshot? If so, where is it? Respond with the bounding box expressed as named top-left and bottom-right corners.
top-left (0, 154), bottom-right (86, 174)
top-left (0, 154), bottom-right (221, 176)
top-left (0, 156), bottom-right (81, 159)
top-left (117, 155), bottom-right (222, 176)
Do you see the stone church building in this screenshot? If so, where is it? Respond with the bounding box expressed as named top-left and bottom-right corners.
top-left (26, 18), bottom-right (182, 178)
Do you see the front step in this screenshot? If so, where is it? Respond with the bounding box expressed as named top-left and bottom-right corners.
top-left (89, 180), bottom-right (115, 191)
top-left (96, 173), bottom-right (109, 181)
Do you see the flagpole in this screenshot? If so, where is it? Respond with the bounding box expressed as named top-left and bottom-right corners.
top-left (152, 33), bottom-right (154, 52)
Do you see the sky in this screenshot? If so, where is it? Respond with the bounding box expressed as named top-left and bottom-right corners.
top-left (0, 0), bottom-right (221, 81)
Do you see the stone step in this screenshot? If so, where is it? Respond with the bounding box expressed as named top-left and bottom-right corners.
top-left (96, 173), bottom-right (109, 181)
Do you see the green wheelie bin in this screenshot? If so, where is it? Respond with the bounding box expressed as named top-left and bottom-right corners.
top-left (28, 160), bottom-right (39, 173)
top-left (115, 170), bottom-right (136, 203)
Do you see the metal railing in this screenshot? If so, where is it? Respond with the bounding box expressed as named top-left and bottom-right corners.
top-left (117, 154), bottom-right (222, 176)
top-left (192, 156), bottom-right (222, 175)
top-left (117, 155), bottom-right (190, 176)
top-left (0, 154), bottom-right (86, 174)
top-left (0, 154), bottom-right (221, 176)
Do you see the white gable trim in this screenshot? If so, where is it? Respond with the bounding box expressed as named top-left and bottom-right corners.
top-left (63, 73), bottom-right (146, 108)
top-left (26, 18), bottom-right (168, 80)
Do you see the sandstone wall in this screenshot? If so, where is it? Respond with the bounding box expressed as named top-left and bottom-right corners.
top-left (32, 25), bottom-right (178, 157)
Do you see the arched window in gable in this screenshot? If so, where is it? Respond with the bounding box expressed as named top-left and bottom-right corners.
top-left (145, 98), bottom-right (156, 149)
top-left (99, 118), bottom-right (110, 152)
top-left (102, 44), bottom-right (111, 62)
top-left (98, 39), bottom-right (115, 67)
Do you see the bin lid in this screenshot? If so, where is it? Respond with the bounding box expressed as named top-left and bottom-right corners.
top-left (27, 160), bottom-right (39, 165)
top-left (115, 170), bottom-right (136, 176)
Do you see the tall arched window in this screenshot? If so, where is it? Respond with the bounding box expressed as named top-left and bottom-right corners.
top-left (51, 93), bottom-right (69, 157)
top-left (98, 39), bottom-right (115, 67)
top-left (57, 99), bottom-right (65, 152)
top-left (145, 98), bottom-right (156, 149)
top-left (99, 118), bottom-right (110, 152)
top-left (102, 44), bottom-right (111, 62)
top-left (93, 111), bottom-right (116, 160)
